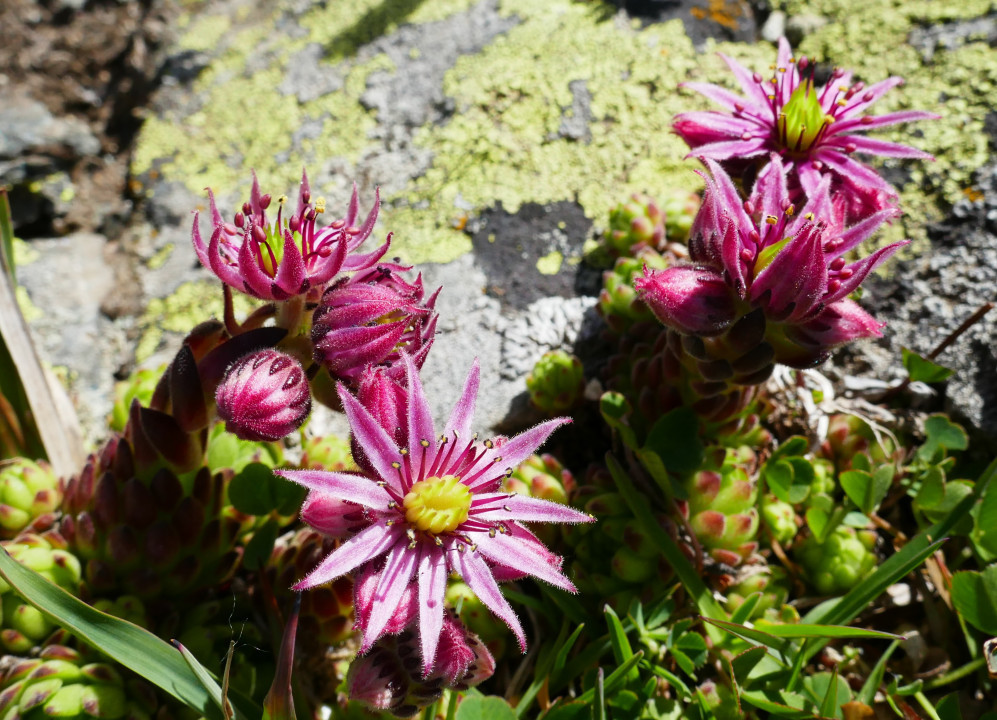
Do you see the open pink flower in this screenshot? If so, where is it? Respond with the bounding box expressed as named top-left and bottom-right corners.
top-left (192, 170), bottom-right (390, 300)
top-left (277, 355), bottom-right (592, 676)
top-left (674, 38), bottom-right (937, 219)
top-left (637, 156), bottom-right (906, 367)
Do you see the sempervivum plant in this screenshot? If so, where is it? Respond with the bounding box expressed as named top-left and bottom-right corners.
top-left (674, 37), bottom-right (936, 219)
top-left (192, 170), bottom-right (389, 302)
top-left (58, 325), bottom-right (282, 602)
top-left (636, 155), bottom-right (905, 371)
top-left (277, 354), bottom-right (593, 679)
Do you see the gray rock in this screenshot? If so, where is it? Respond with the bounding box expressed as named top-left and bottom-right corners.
top-left (785, 14), bottom-right (827, 47)
top-left (558, 80), bottom-right (592, 143)
top-left (760, 10), bottom-right (786, 44)
top-left (0, 93), bottom-right (99, 163)
top-left (908, 13), bottom-right (997, 63)
top-left (17, 233), bottom-right (129, 447)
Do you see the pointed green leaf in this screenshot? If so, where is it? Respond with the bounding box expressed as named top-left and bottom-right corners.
top-left (902, 347), bottom-right (955, 384)
top-left (175, 642), bottom-right (236, 720)
top-left (604, 605), bottom-right (638, 684)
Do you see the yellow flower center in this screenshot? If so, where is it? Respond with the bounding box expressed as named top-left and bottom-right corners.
top-left (403, 476), bottom-right (472, 535)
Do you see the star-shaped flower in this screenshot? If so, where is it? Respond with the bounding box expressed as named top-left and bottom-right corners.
top-left (277, 355), bottom-right (592, 676)
top-left (673, 38), bottom-right (937, 220)
top-left (193, 170), bottom-right (389, 301)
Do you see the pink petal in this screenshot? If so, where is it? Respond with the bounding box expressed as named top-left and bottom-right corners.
top-left (673, 111), bottom-right (757, 138)
top-left (341, 235), bottom-right (391, 272)
top-left (339, 386), bottom-right (407, 493)
top-left (718, 52), bottom-right (772, 109)
top-left (824, 241), bottom-right (908, 304)
top-left (474, 529), bottom-right (576, 593)
top-left (824, 134), bottom-right (933, 159)
top-left (237, 233), bottom-right (278, 299)
top-left (404, 353), bottom-right (437, 489)
top-left (417, 543), bottom-right (447, 677)
top-left (442, 359), bottom-right (480, 442)
top-left (471, 493), bottom-right (594, 524)
top-left (300, 491), bottom-right (367, 539)
top-left (274, 231), bottom-right (308, 295)
top-left (832, 110), bottom-right (939, 134)
top-left (205, 227), bottom-right (249, 291)
top-left (344, 182), bottom-right (360, 228)
top-left (465, 419), bottom-right (570, 491)
top-left (817, 152), bottom-right (893, 192)
top-left (680, 83), bottom-right (750, 112)
top-left (293, 523), bottom-right (402, 590)
top-left (276, 469), bottom-right (392, 510)
top-left (827, 208), bottom-right (898, 257)
top-left (296, 169), bottom-right (311, 217)
top-left (454, 546), bottom-right (526, 652)
top-left (750, 223), bottom-right (827, 321)
top-left (686, 137), bottom-right (770, 161)
top-left (634, 266), bottom-right (735, 336)
top-left (838, 76), bottom-right (903, 116)
top-left (360, 542), bottom-right (419, 652)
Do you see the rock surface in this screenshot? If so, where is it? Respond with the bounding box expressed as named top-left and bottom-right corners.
top-left (2, 0), bottom-right (996, 450)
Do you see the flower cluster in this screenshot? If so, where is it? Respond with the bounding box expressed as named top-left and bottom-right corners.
top-left (674, 37), bottom-right (936, 221)
top-left (637, 155), bottom-right (905, 368)
top-left (638, 38), bottom-right (932, 374)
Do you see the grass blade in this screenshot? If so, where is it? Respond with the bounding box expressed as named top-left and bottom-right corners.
top-left (0, 548), bottom-right (260, 720)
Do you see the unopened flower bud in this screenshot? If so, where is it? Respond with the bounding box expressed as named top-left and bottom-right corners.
top-left (216, 350), bottom-right (311, 442)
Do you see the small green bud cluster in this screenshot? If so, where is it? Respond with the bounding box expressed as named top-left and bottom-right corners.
top-left (526, 351), bottom-right (585, 414)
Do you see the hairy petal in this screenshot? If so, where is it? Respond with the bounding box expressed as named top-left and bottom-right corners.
top-left (293, 523), bottom-right (401, 590)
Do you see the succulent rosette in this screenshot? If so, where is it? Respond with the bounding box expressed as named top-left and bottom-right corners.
top-left (312, 262), bottom-right (439, 384)
top-left (192, 170), bottom-right (390, 301)
top-left (674, 37), bottom-right (937, 219)
top-left (277, 355), bottom-right (592, 676)
top-left (636, 156), bottom-right (906, 367)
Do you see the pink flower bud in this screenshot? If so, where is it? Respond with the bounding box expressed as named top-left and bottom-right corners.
top-left (215, 350), bottom-right (311, 441)
top-left (635, 266), bottom-right (735, 336)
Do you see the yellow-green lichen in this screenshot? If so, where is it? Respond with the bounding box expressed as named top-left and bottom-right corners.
top-left (536, 250), bottom-right (564, 275)
top-left (176, 13), bottom-right (232, 53)
top-left (385, 3), bottom-right (768, 263)
top-left (146, 242), bottom-right (175, 270)
top-left (135, 280), bottom-right (258, 363)
top-left (16, 286), bottom-right (42, 322)
top-left (12, 238), bottom-right (39, 267)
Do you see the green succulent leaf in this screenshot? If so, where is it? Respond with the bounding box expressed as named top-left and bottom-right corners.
top-left (600, 392), bottom-right (638, 450)
top-left (950, 565), bottom-right (997, 635)
top-left (901, 347), bottom-right (955, 384)
top-left (0, 548), bottom-right (259, 720)
top-left (642, 408), bottom-right (704, 476)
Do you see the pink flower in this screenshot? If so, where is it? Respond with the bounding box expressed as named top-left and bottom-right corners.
top-left (277, 355), bottom-right (592, 675)
top-left (215, 349), bottom-right (311, 441)
top-left (192, 170), bottom-right (390, 301)
top-left (636, 157), bottom-right (906, 367)
top-left (311, 263), bottom-right (439, 383)
top-left (674, 38), bottom-right (937, 219)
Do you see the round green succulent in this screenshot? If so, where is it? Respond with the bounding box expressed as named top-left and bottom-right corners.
top-left (795, 526), bottom-right (878, 596)
top-left (525, 351), bottom-right (585, 414)
top-left (604, 192), bottom-right (667, 257)
top-left (0, 459), bottom-right (62, 539)
top-left (681, 446), bottom-right (760, 567)
top-left (0, 531), bottom-right (82, 653)
top-left (0, 643), bottom-right (157, 720)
